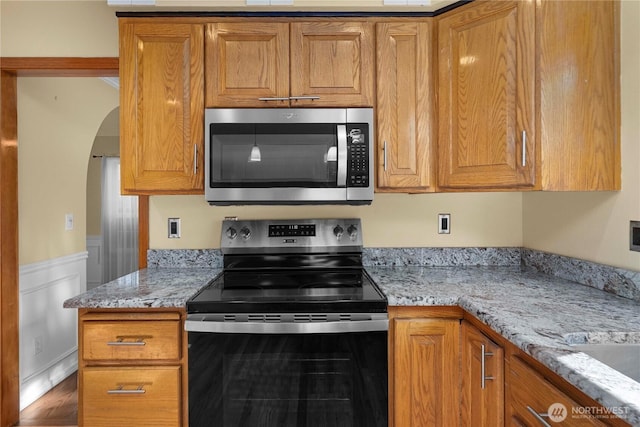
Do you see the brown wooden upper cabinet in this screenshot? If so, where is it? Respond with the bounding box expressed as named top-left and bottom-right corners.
top-left (437, 0), bottom-right (620, 191)
top-left (119, 22), bottom-right (205, 194)
top-left (376, 21), bottom-right (436, 192)
top-left (205, 21), bottom-right (375, 108)
top-left (438, 1), bottom-right (536, 190)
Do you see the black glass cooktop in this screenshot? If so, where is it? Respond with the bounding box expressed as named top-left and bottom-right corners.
top-left (187, 268), bottom-right (387, 314)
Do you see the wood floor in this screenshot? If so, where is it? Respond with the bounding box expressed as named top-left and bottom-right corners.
top-left (17, 372), bottom-right (78, 427)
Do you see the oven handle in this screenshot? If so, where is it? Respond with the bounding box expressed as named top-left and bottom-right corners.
top-left (185, 316), bottom-right (388, 334)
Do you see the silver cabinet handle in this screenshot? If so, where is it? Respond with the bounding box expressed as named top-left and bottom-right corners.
top-left (521, 130), bottom-right (527, 167)
top-left (481, 343), bottom-right (494, 389)
top-left (526, 406), bottom-right (552, 427)
top-left (107, 336), bottom-right (147, 346)
top-left (107, 385), bottom-right (147, 395)
top-left (383, 141), bottom-right (388, 171)
top-left (258, 97), bottom-right (290, 101)
top-left (193, 144), bottom-right (198, 175)
top-left (289, 96), bottom-right (320, 101)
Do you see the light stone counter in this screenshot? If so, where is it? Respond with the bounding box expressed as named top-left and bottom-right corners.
top-left (367, 266), bottom-right (640, 426)
top-left (63, 267), bottom-right (221, 309)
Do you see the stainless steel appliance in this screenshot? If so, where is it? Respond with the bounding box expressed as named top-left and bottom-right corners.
top-left (204, 108), bottom-right (374, 205)
top-left (186, 218), bottom-right (388, 427)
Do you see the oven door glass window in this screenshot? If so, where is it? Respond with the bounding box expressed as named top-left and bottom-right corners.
top-left (188, 332), bottom-right (387, 427)
top-left (209, 123), bottom-right (339, 188)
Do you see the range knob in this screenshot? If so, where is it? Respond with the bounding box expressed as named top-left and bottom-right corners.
top-left (347, 224), bottom-right (358, 240)
top-left (226, 227), bottom-right (237, 240)
top-left (240, 226), bottom-right (251, 240)
top-left (333, 225), bottom-right (344, 240)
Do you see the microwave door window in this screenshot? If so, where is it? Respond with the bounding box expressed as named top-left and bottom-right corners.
top-left (210, 123), bottom-right (338, 188)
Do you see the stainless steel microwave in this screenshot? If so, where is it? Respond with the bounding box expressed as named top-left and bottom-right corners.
top-left (204, 108), bottom-right (374, 205)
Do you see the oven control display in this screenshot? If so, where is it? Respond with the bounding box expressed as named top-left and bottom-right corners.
top-left (269, 224), bottom-right (316, 237)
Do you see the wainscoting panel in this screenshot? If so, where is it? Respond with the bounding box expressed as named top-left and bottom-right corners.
top-left (19, 252), bottom-right (87, 410)
top-left (86, 235), bottom-right (102, 289)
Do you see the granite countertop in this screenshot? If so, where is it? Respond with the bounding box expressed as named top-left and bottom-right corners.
top-left (63, 268), bottom-right (221, 309)
top-left (63, 265), bottom-right (640, 425)
top-left (367, 266), bottom-right (640, 426)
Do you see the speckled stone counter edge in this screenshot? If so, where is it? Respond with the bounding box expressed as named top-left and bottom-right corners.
top-left (148, 247), bottom-right (640, 302)
top-left (522, 249), bottom-right (640, 302)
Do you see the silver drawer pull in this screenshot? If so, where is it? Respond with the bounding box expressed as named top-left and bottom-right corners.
top-left (258, 97), bottom-right (290, 101)
top-left (289, 96), bottom-right (320, 101)
top-left (107, 384), bottom-right (147, 395)
top-left (107, 336), bottom-right (148, 346)
top-left (526, 406), bottom-right (552, 427)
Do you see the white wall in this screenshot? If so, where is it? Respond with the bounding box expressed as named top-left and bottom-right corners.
top-left (522, 0), bottom-right (640, 271)
top-left (19, 253), bottom-right (86, 410)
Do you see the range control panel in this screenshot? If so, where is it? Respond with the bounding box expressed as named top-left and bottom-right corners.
top-left (221, 218), bottom-right (363, 254)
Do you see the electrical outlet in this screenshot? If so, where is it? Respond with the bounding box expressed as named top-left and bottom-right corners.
top-left (34, 336), bottom-right (43, 356)
top-left (631, 221), bottom-right (640, 252)
top-left (65, 213), bottom-right (74, 231)
top-left (438, 214), bottom-right (451, 234)
top-left (168, 218), bottom-right (181, 238)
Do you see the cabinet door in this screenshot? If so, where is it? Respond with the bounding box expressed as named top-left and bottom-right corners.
top-left (461, 322), bottom-right (504, 427)
top-left (376, 22), bottom-right (435, 192)
top-left (393, 318), bottom-right (459, 427)
top-left (538, 0), bottom-right (620, 190)
top-left (120, 23), bottom-right (204, 194)
top-left (438, 1), bottom-right (535, 189)
top-left (290, 22), bottom-right (374, 107)
top-left (205, 22), bottom-right (289, 107)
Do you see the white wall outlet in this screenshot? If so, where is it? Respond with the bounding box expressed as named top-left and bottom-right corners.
top-left (33, 336), bottom-right (43, 356)
top-left (438, 214), bottom-right (451, 234)
top-left (65, 214), bottom-right (74, 231)
top-left (168, 218), bottom-right (181, 238)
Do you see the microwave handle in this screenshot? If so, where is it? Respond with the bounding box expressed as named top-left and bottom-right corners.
top-left (337, 125), bottom-right (347, 187)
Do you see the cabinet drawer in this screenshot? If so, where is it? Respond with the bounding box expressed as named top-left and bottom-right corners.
top-left (508, 356), bottom-right (607, 427)
top-left (82, 320), bottom-right (181, 361)
top-left (81, 366), bottom-right (181, 427)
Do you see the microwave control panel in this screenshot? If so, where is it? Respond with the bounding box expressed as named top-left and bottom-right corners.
top-left (347, 124), bottom-right (370, 187)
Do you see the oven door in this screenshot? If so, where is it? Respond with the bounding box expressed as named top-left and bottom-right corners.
top-left (187, 325), bottom-right (387, 427)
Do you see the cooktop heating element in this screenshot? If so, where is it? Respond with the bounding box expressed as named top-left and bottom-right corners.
top-left (187, 218), bottom-right (387, 315)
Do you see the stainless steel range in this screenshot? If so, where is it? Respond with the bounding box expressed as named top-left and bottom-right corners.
top-left (186, 218), bottom-right (388, 427)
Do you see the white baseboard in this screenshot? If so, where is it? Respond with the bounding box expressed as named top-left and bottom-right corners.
top-left (19, 252), bottom-right (87, 410)
top-left (19, 350), bottom-right (78, 410)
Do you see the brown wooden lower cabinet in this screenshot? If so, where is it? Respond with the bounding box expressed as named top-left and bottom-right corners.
top-left (389, 306), bottom-right (463, 427)
top-left (461, 321), bottom-right (504, 427)
top-left (82, 366), bottom-right (181, 427)
top-left (389, 308), bottom-right (630, 427)
top-left (507, 355), bottom-right (608, 427)
top-left (78, 309), bottom-right (188, 427)
top-left (74, 307), bottom-right (630, 427)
